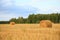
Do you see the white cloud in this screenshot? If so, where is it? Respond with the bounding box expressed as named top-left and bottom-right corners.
top-left (0, 0), bottom-right (13, 7)
top-left (30, 0), bottom-right (60, 13)
top-left (0, 11), bottom-right (17, 21)
top-left (13, 0), bottom-right (60, 13)
top-left (0, 0), bottom-right (60, 13)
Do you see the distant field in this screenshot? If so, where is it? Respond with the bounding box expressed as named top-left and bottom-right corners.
top-left (0, 24), bottom-right (60, 40)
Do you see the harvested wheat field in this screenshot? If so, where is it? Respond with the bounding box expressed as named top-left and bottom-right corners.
top-left (0, 24), bottom-right (60, 40)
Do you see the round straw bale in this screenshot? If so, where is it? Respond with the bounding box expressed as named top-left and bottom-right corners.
top-left (40, 20), bottom-right (52, 28)
top-left (10, 22), bottom-right (15, 25)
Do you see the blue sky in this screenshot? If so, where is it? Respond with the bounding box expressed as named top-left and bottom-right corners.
top-left (0, 0), bottom-right (60, 21)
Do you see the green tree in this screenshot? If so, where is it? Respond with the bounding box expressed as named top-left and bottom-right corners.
top-left (17, 17), bottom-right (24, 23)
top-left (9, 18), bottom-right (17, 23)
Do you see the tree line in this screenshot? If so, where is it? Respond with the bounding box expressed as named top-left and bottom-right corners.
top-left (0, 13), bottom-right (60, 24)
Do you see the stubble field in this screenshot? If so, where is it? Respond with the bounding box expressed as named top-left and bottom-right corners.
top-left (0, 24), bottom-right (60, 40)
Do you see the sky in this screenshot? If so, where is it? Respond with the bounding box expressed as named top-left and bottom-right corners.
top-left (0, 0), bottom-right (60, 21)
